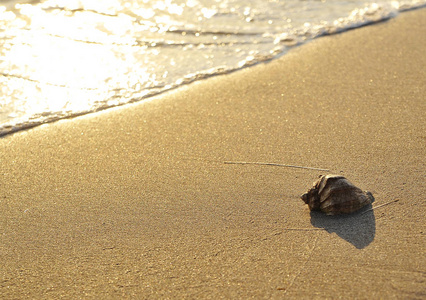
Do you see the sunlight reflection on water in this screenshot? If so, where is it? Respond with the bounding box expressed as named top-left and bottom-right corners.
top-left (0, 0), bottom-right (424, 135)
top-left (0, 1), bottom-right (165, 129)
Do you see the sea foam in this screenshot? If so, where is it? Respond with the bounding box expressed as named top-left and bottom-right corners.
top-left (1, 0), bottom-right (425, 136)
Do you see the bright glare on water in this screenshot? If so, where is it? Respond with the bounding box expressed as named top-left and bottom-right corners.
top-left (0, 0), bottom-right (424, 135)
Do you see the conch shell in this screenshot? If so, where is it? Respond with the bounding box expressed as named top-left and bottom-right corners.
top-left (301, 175), bottom-right (373, 215)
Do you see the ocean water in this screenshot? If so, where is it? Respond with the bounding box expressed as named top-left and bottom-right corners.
top-left (0, 0), bottom-right (425, 136)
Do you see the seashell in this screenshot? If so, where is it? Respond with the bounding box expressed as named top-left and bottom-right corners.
top-left (301, 174), bottom-right (373, 215)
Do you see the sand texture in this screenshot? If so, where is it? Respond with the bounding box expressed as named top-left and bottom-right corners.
top-left (1, 9), bottom-right (425, 299)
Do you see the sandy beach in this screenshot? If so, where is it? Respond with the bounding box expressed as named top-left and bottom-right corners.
top-left (1, 8), bottom-right (425, 299)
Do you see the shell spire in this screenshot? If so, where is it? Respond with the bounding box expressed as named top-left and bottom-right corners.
top-left (301, 175), bottom-right (373, 215)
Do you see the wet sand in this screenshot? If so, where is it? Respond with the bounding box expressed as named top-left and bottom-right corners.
top-left (1, 9), bottom-right (425, 299)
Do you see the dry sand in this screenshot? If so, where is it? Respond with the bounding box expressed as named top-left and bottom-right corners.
top-left (1, 8), bottom-right (425, 299)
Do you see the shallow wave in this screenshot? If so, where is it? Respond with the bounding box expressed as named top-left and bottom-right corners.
top-left (1, 0), bottom-right (425, 136)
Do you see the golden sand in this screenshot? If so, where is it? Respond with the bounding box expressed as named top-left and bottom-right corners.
top-left (1, 9), bottom-right (425, 299)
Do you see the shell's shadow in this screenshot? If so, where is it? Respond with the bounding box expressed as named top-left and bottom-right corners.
top-left (309, 202), bottom-right (376, 249)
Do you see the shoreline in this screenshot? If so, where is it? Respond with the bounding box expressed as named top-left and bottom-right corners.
top-left (2, 5), bottom-right (426, 138)
top-left (1, 8), bottom-right (425, 298)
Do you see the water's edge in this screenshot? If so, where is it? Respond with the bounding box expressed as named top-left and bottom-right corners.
top-left (1, 4), bottom-right (425, 137)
